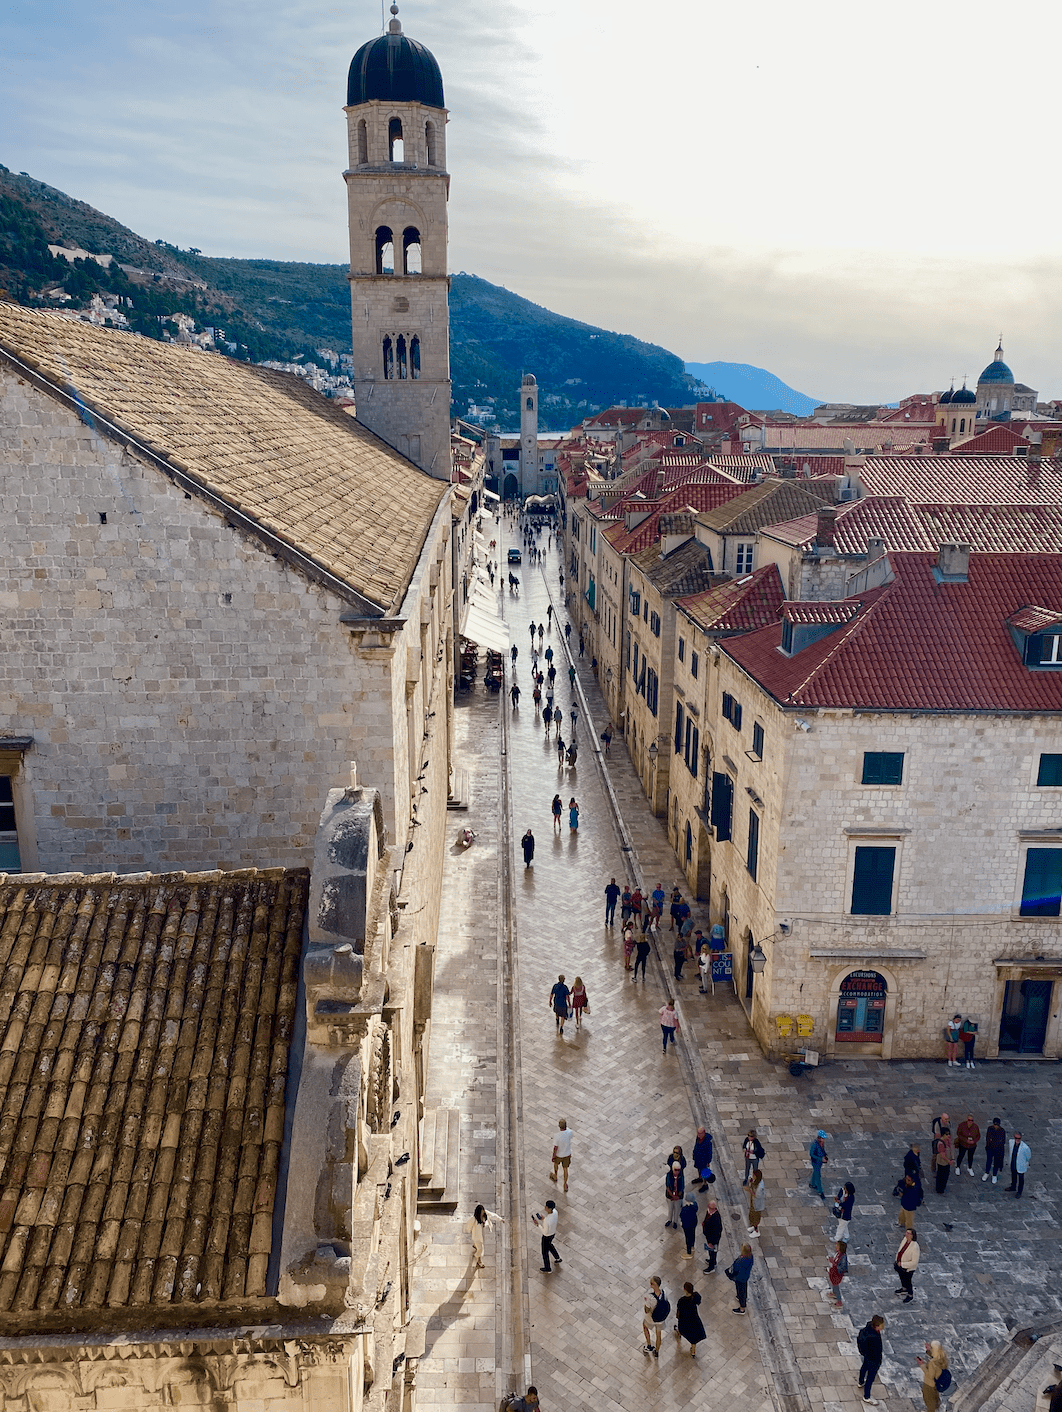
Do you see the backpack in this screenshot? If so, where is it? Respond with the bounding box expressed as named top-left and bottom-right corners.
top-left (653, 1294), bottom-right (671, 1322)
top-left (935, 1369), bottom-right (952, 1394)
top-left (856, 1324), bottom-right (874, 1356)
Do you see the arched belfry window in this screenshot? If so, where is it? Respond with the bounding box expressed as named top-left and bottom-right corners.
top-left (526, 397), bottom-right (534, 410)
top-left (410, 335), bottom-right (421, 379)
top-left (403, 227), bottom-right (422, 275)
top-left (382, 336), bottom-right (394, 380)
top-left (425, 120), bottom-right (437, 166)
top-left (376, 226), bottom-right (394, 275)
top-left (397, 334), bottom-right (408, 380)
top-left (357, 119), bottom-right (368, 165)
top-left (389, 117), bottom-right (404, 162)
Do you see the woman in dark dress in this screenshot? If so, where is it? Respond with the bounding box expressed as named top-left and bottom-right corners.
top-left (675, 1282), bottom-right (706, 1356)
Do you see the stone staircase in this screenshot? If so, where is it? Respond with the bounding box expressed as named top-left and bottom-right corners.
top-left (417, 1107), bottom-right (460, 1211)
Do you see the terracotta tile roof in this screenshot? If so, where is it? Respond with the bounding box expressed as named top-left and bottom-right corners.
top-left (724, 552), bottom-right (1062, 711)
top-left (948, 424), bottom-right (1030, 455)
top-left (763, 497), bottom-right (1062, 556)
top-left (0, 303), bottom-right (448, 614)
top-left (761, 425), bottom-right (934, 453)
top-left (604, 483), bottom-right (749, 554)
top-left (772, 454), bottom-right (848, 477)
top-left (0, 866), bottom-right (307, 1329)
top-left (705, 454), bottom-right (776, 483)
top-left (1007, 605), bottom-right (1062, 633)
top-left (761, 495), bottom-right (931, 552)
top-left (856, 455), bottom-right (1062, 505)
top-left (631, 538), bottom-right (715, 597)
top-left (677, 564), bottom-right (785, 633)
top-left (694, 479), bottom-right (836, 535)
top-left (780, 601), bottom-right (860, 625)
top-left (659, 462), bottom-right (740, 489)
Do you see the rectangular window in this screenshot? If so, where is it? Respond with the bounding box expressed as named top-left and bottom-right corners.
top-left (731, 701), bottom-right (742, 731)
top-left (1046, 636), bottom-right (1062, 664)
top-left (747, 809), bottom-right (760, 880)
top-left (722, 691), bottom-right (733, 720)
top-left (643, 601), bottom-right (649, 624)
top-left (0, 776), bottom-right (20, 873)
top-left (675, 700), bottom-right (685, 754)
top-left (1020, 847), bottom-right (1062, 917)
top-left (752, 721), bottom-right (764, 760)
top-left (633, 642), bottom-right (639, 679)
top-left (647, 667), bottom-right (659, 715)
top-left (678, 637), bottom-right (686, 663)
top-left (851, 846), bottom-right (896, 915)
top-left (735, 542), bottom-right (754, 574)
top-left (1037, 754), bottom-right (1062, 786)
top-left (685, 724), bottom-right (700, 778)
top-left (710, 771), bottom-right (733, 842)
top-left (625, 630), bottom-right (631, 671)
top-left (862, 751), bottom-right (904, 785)
top-left (691, 651), bottom-right (699, 679)
top-left (650, 611), bottom-right (661, 637)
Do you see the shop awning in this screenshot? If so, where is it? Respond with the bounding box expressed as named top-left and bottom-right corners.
top-left (462, 603), bottom-right (509, 653)
top-left (482, 488), bottom-right (500, 502)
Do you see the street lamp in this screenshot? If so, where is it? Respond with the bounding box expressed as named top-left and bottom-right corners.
top-left (647, 740), bottom-right (658, 761)
top-left (749, 943), bottom-right (767, 973)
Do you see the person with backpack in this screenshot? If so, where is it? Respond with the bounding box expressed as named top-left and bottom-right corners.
top-left (917, 1340), bottom-right (951, 1411)
top-left (833, 1181), bottom-right (856, 1241)
top-left (701, 1200), bottom-right (723, 1272)
top-left (809, 1130), bottom-right (829, 1199)
top-left (679, 1195), bottom-right (699, 1258)
top-left (826, 1238), bottom-right (849, 1308)
top-left (641, 1276), bottom-right (670, 1357)
top-left (727, 1243), bottom-right (754, 1313)
top-left (664, 1161), bottom-right (685, 1226)
top-left (856, 1315), bottom-right (886, 1404)
top-left (932, 1124), bottom-right (953, 1194)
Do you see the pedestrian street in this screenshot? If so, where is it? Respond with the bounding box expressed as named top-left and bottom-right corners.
top-left (412, 517), bottom-right (1062, 1412)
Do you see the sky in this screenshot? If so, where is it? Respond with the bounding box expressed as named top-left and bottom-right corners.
top-left (2, 0), bottom-right (1061, 402)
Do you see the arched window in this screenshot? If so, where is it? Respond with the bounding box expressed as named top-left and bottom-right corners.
top-left (950, 418), bottom-right (956, 435)
top-left (960, 417), bottom-right (966, 434)
top-left (425, 120), bottom-right (437, 166)
top-left (685, 821), bottom-right (693, 864)
top-left (382, 336), bottom-right (394, 380)
top-left (403, 227), bottom-right (422, 275)
top-left (397, 334), bottom-right (408, 380)
top-left (357, 119), bottom-right (368, 164)
top-left (526, 396), bottom-right (534, 410)
top-left (410, 335), bottom-right (421, 379)
top-left (375, 227), bottom-right (394, 275)
top-left (389, 117), bottom-right (404, 162)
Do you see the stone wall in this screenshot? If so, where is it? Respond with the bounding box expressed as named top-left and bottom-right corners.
top-left (0, 370), bottom-right (450, 874)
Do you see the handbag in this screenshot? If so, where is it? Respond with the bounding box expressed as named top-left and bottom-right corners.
top-left (831, 1202), bottom-right (843, 1218)
top-left (724, 1265), bottom-right (735, 1281)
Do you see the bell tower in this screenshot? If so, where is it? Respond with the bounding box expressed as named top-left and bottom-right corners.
top-left (344, 5), bottom-right (451, 479)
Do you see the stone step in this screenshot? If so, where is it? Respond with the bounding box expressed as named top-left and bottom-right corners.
top-left (418, 1109), bottom-right (438, 1184)
top-left (417, 1107), bottom-right (460, 1211)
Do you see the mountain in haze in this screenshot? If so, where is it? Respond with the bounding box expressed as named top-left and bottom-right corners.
top-left (685, 360), bottom-right (820, 416)
top-left (1, 162), bottom-right (808, 430)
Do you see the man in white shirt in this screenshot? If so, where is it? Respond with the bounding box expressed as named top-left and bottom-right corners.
top-left (1006, 1131), bottom-right (1032, 1198)
top-left (550, 1119), bottom-right (574, 1192)
top-left (533, 1200), bottom-right (561, 1272)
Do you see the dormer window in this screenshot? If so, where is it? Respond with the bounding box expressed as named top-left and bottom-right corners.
top-left (778, 601), bottom-right (860, 656)
top-left (1007, 607), bottom-right (1062, 670)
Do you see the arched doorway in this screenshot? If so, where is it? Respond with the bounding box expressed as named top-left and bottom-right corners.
top-left (743, 927), bottom-right (755, 1000)
top-left (835, 971), bottom-right (887, 1044)
top-left (503, 473), bottom-right (519, 500)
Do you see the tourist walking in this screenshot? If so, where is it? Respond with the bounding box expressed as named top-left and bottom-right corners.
top-left (1005, 1130), bottom-right (1031, 1197)
top-left (510, 681), bottom-right (520, 708)
top-left (521, 829), bottom-right (535, 868)
top-left (528, 622), bottom-right (536, 643)
top-left (856, 1315), bottom-right (886, 1405)
top-left (464, 1204), bottom-right (505, 1269)
top-left (570, 976), bottom-right (588, 1029)
top-left (826, 1239), bottom-right (849, 1308)
top-left (604, 876), bottom-right (620, 925)
top-left (744, 1129), bottom-right (765, 1185)
top-left (504, 1387), bottom-right (540, 1412)
top-left (550, 1119), bottom-right (573, 1191)
top-left (727, 1244), bottom-right (754, 1313)
top-left (633, 932), bottom-right (651, 980)
top-left (944, 1014), bottom-right (962, 1066)
top-left (747, 1169), bottom-right (766, 1237)
top-left (543, 701), bottom-right (552, 735)
top-left (601, 723), bottom-right (612, 755)
top-left (982, 1117), bottom-right (1006, 1183)
top-left (664, 1162), bottom-right (685, 1226)
top-left (809, 1130), bottom-right (829, 1198)
top-left (961, 1015), bottom-right (978, 1068)
top-left (898, 1174), bottom-right (920, 1229)
top-left (568, 797), bottom-right (579, 832)
top-left (629, 885), bottom-right (644, 929)
top-left (917, 1340), bottom-right (950, 1412)
top-left (932, 1124), bottom-right (953, 1194)
top-left (675, 1283), bottom-right (706, 1356)
top-left (660, 1000), bottom-right (680, 1053)
top-left (697, 940), bottom-right (711, 992)
top-left (834, 1181), bottom-right (855, 1241)
top-left (549, 975), bottom-right (570, 1036)
top-left (673, 929), bottom-right (690, 981)
top-left (511, 644), bottom-right (518, 667)
top-left (894, 1228), bottom-right (919, 1303)
top-left (551, 794), bottom-right (562, 831)
top-left (904, 1143), bottom-right (924, 1187)
top-left (702, 1200), bottom-right (722, 1272)
top-left (533, 1201), bottom-right (561, 1272)
top-left (956, 1114), bottom-right (980, 1175)
top-left (692, 1127), bottom-right (713, 1189)
top-left (623, 923), bottom-right (636, 971)
top-left (641, 1277), bottom-right (669, 1357)
top-left (679, 1195), bottom-right (699, 1257)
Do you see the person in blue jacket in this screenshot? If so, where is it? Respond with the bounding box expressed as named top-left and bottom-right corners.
top-left (692, 1127), bottom-right (713, 1190)
top-left (809, 1130), bottom-right (829, 1199)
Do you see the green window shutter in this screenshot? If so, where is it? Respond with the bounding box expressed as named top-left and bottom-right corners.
top-left (851, 846), bottom-right (896, 915)
top-left (1037, 754), bottom-right (1062, 787)
top-left (862, 752), bottom-right (903, 785)
top-left (1020, 848), bottom-right (1062, 917)
top-left (747, 810), bottom-right (760, 881)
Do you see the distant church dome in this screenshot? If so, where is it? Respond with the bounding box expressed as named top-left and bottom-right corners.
top-left (939, 387), bottom-right (954, 405)
top-left (978, 340), bottom-right (1014, 385)
top-left (522, 373), bottom-right (537, 387)
top-left (951, 383), bottom-right (976, 404)
top-left (347, 6), bottom-right (445, 109)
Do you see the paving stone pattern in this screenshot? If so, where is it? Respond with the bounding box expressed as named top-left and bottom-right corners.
top-left (413, 523), bottom-right (1062, 1412)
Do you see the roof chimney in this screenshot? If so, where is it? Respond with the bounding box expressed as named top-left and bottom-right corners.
top-left (866, 537), bottom-right (885, 564)
top-left (935, 542), bottom-right (970, 583)
top-left (815, 506), bottom-right (837, 550)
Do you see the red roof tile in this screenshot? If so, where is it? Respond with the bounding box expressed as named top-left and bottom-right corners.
top-left (856, 456), bottom-right (1062, 505)
top-left (780, 601), bottom-right (860, 625)
top-left (724, 552), bottom-right (1062, 711)
top-left (677, 564), bottom-right (786, 633)
top-left (604, 483), bottom-right (750, 554)
top-left (948, 424), bottom-right (1030, 455)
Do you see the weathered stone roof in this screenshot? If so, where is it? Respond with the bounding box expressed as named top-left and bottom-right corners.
top-left (0, 866), bottom-right (307, 1331)
top-left (0, 302), bottom-right (447, 615)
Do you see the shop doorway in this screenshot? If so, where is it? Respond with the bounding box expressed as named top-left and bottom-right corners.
top-left (835, 970), bottom-right (887, 1043)
top-left (998, 979), bottom-right (1052, 1053)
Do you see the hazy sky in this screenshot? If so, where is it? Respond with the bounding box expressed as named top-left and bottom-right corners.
top-left (3, 0), bottom-right (1060, 401)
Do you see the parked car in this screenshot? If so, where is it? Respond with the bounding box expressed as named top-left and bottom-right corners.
top-left (508, 548), bottom-right (522, 564)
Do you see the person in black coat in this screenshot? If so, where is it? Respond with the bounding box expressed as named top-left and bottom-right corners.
top-left (701, 1201), bottom-right (723, 1272)
top-left (521, 830), bottom-right (535, 868)
top-left (857, 1315), bottom-right (886, 1403)
top-left (675, 1283), bottom-right (706, 1356)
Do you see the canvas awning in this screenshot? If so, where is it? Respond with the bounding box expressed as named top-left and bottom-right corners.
top-left (462, 603), bottom-right (509, 653)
